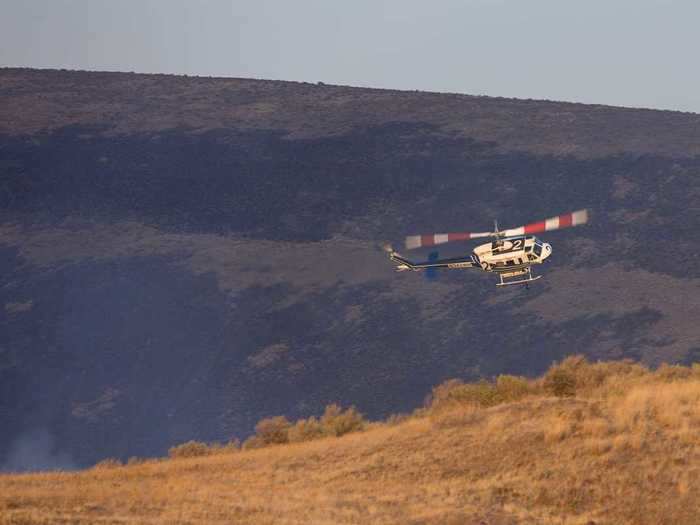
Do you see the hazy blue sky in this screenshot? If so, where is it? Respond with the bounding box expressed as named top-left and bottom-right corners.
top-left (2, 0), bottom-right (699, 113)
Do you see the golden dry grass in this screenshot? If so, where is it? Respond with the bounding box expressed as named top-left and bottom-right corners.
top-left (3, 360), bottom-right (700, 524)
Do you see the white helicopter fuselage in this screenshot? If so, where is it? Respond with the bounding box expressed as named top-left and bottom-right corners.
top-left (391, 209), bottom-right (586, 287)
top-left (473, 235), bottom-right (552, 273)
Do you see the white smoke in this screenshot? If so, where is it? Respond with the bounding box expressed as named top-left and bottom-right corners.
top-left (1, 428), bottom-right (77, 473)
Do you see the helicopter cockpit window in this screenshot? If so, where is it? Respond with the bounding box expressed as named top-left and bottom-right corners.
top-left (533, 243), bottom-right (542, 257)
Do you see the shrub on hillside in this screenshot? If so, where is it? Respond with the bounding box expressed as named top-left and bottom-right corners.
top-left (211, 439), bottom-right (240, 454)
top-left (169, 440), bottom-right (212, 458)
top-left (426, 378), bottom-right (464, 408)
top-left (92, 458), bottom-right (122, 470)
top-left (257, 415), bottom-right (292, 443)
top-left (242, 436), bottom-right (264, 450)
top-left (320, 404), bottom-right (365, 437)
top-left (428, 379), bottom-right (502, 410)
top-left (243, 406), bottom-right (365, 449)
top-left (543, 366), bottom-right (577, 397)
top-left (457, 381), bottom-right (502, 407)
top-left (243, 416), bottom-right (291, 449)
top-left (542, 355), bottom-right (650, 397)
top-left (583, 359), bottom-right (647, 392)
top-left (167, 439), bottom-right (240, 458)
top-left (288, 416), bottom-right (324, 443)
top-left (543, 355), bottom-right (593, 397)
top-left (495, 374), bottom-right (534, 402)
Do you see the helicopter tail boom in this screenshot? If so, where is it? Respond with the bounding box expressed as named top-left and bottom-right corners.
top-left (388, 251), bottom-right (478, 272)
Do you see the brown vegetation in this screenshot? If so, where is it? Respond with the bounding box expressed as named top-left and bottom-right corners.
top-left (242, 404), bottom-right (366, 450)
top-left (168, 439), bottom-right (239, 459)
top-left (2, 357), bottom-right (700, 524)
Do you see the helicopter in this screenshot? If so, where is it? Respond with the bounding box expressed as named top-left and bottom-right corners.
top-left (386, 209), bottom-right (588, 287)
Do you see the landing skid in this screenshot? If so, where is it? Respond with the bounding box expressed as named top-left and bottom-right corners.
top-left (496, 267), bottom-right (542, 287)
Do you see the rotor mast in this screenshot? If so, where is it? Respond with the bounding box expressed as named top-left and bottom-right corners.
top-left (493, 219), bottom-right (504, 238)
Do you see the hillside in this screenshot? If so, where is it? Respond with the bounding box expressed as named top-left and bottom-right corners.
top-left (2, 68), bottom-right (700, 469)
top-left (1, 358), bottom-right (699, 524)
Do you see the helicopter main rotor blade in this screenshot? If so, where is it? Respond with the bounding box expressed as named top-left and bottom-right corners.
top-left (405, 231), bottom-right (492, 250)
top-left (404, 209), bottom-right (588, 249)
top-left (502, 209), bottom-right (589, 237)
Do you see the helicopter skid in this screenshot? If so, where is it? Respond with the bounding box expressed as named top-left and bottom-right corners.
top-left (496, 267), bottom-right (542, 287)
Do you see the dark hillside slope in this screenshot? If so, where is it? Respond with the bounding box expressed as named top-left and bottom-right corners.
top-left (1, 68), bottom-right (700, 468)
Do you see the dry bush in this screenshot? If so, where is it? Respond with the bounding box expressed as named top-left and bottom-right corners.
top-left (460, 381), bottom-right (503, 407)
top-left (241, 435), bottom-right (264, 450)
top-left (543, 355), bottom-right (650, 399)
top-left (243, 406), bottom-right (364, 449)
top-left (495, 374), bottom-right (535, 402)
top-left (243, 416), bottom-right (291, 449)
top-left (542, 356), bottom-right (586, 397)
top-left (208, 439), bottom-right (240, 454)
top-left (543, 366), bottom-right (576, 397)
top-left (424, 379), bottom-right (464, 411)
top-left (320, 404), bottom-right (365, 437)
top-left (428, 379), bottom-right (500, 410)
top-left (256, 415), bottom-right (292, 443)
top-left (426, 378), bottom-right (464, 407)
top-left (168, 440), bottom-right (211, 459)
top-left (288, 417), bottom-right (324, 443)
top-left (583, 359), bottom-right (648, 397)
top-left (428, 375), bottom-right (536, 413)
top-left (92, 458), bottom-right (122, 470)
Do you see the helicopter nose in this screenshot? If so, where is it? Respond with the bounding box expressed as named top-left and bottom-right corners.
top-left (543, 243), bottom-right (552, 259)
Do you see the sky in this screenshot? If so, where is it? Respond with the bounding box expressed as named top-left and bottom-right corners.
top-left (1, 0), bottom-right (699, 113)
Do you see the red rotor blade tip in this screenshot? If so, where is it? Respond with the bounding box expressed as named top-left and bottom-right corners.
top-left (508, 209), bottom-right (589, 236)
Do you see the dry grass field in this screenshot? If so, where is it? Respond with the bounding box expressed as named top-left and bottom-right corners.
top-left (2, 358), bottom-right (700, 524)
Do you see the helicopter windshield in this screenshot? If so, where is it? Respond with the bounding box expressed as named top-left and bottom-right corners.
top-left (533, 242), bottom-right (543, 257)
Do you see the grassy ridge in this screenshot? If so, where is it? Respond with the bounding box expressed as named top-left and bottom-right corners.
top-left (2, 357), bottom-right (700, 524)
